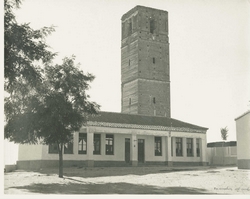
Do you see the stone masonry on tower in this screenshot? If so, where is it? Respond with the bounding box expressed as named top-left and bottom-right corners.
top-left (121, 6), bottom-right (171, 117)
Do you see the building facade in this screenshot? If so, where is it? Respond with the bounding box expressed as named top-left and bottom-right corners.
top-left (17, 6), bottom-right (208, 169)
top-left (235, 110), bottom-right (250, 169)
top-left (18, 112), bottom-right (208, 169)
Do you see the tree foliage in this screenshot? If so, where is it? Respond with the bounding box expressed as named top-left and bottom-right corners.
top-left (220, 126), bottom-right (228, 141)
top-left (4, 0), bottom-right (100, 177)
top-left (5, 56), bottom-right (100, 144)
top-left (5, 56), bottom-right (100, 177)
top-left (4, 0), bottom-right (55, 93)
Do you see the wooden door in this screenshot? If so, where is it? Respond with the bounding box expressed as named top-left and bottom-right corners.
top-left (138, 139), bottom-right (145, 163)
top-left (125, 138), bottom-right (130, 163)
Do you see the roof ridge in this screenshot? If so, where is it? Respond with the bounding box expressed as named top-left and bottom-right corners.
top-left (99, 110), bottom-right (171, 119)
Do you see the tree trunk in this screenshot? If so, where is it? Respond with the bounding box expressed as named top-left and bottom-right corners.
top-left (222, 141), bottom-right (225, 166)
top-left (58, 143), bottom-right (64, 178)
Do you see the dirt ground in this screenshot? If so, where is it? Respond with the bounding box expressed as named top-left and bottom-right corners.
top-left (4, 166), bottom-right (250, 195)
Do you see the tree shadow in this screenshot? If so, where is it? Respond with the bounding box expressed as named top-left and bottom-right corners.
top-left (6, 182), bottom-right (213, 194)
top-left (26, 166), bottom-right (208, 178)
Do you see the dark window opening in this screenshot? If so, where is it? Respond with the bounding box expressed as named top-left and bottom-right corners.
top-left (64, 138), bottom-right (73, 154)
top-left (187, 138), bottom-right (193, 157)
top-left (153, 97), bottom-right (156, 104)
top-left (128, 20), bottom-right (132, 36)
top-left (49, 143), bottom-right (58, 154)
top-left (176, 137), bottom-right (182, 156)
top-left (78, 133), bottom-right (87, 154)
top-left (106, 134), bottom-right (114, 155)
top-left (93, 134), bottom-right (101, 155)
top-left (153, 57), bottom-right (155, 64)
top-left (155, 137), bottom-right (162, 156)
top-left (196, 138), bottom-right (200, 157)
top-left (150, 18), bottom-right (156, 34)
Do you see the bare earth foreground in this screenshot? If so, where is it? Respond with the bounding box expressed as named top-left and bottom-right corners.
top-left (4, 166), bottom-right (250, 195)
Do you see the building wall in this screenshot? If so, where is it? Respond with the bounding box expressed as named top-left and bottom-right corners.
top-left (207, 146), bottom-right (237, 166)
top-left (121, 6), bottom-right (170, 117)
top-left (17, 126), bottom-right (207, 168)
top-left (235, 111), bottom-right (250, 169)
top-left (137, 79), bottom-right (170, 116)
top-left (17, 123), bottom-right (207, 169)
top-left (18, 143), bottom-right (43, 161)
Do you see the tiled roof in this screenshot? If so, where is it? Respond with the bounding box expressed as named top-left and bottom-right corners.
top-left (86, 111), bottom-right (208, 133)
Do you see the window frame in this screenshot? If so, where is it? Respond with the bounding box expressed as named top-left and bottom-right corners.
top-left (78, 133), bottom-right (87, 154)
top-left (105, 134), bottom-right (114, 155)
top-left (176, 137), bottom-right (183, 157)
top-left (48, 143), bottom-right (58, 154)
top-left (93, 134), bottom-right (101, 155)
top-left (196, 138), bottom-right (200, 157)
top-left (186, 138), bottom-right (193, 157)
top-left (64, 140), bottom-right (74, 154)
top-left (154, 136), bottom-right (162, 156)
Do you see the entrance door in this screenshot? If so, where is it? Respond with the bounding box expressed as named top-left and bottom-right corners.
top-left (138, 139), bottom-right (145, 163)
top-left (125, 138), bottom-right (130, 163)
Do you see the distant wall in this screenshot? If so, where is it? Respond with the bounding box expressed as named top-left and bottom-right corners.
top-left (5, 164), bottom-right (17, 172)
top-left (207, 141), bottom-right (237, 166)
top-left (18, 143), bottom-right (43, 161)
top-left (235, 111), bottom-right (250, 169)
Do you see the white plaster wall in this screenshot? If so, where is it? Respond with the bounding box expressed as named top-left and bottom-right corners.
top-left (207, 146), bottom-right (237, 165)
top-left (236, 112), bottom-right (250, 160)
top-left (40, 126), bottom-right (207, 163)
top-left (171, 133), bottom-right (206, 162)
top-left (18, 143), bottom-right (43, 161)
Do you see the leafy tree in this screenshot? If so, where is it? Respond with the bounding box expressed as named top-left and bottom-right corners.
top-left (5, 56), bottom-right (100, 177)
top-left (220, 126), bottom-right (228, 166)
top-left (220, 126), bottom-right (228, 141)
top-left (4, 0), bottom-right (55, 94)
top-left (4, 0), bottom-right (100, 178)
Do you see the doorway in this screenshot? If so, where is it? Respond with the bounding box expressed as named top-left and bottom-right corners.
top-left (125, 138), bottom-right (130, 163)
top-left (138, 139), bottom-right (145, 163)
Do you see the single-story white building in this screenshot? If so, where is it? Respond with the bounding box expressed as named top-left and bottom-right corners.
top-left (17, 111), bottom-right (208, 169)
top-left (235, 110), bottom-right (250, 169)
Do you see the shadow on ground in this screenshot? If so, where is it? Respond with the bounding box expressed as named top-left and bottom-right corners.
top-left (7, 182), bottom-right (212, 194)
top-left (22, 166), bottom-right (211, 178)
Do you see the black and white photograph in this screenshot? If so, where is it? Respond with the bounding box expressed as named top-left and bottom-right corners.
top-left (3, 0), bottom-right (250, 196)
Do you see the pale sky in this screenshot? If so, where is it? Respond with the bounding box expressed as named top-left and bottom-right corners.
top-left (4, 0), bottom-right (250, 164)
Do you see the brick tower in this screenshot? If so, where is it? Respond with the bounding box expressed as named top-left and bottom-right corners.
top-left (121, 6), bottom-right (171, 117)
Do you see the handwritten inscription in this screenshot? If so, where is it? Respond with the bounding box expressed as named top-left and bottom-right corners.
top-left (214, 187), bottom-right (250, 192)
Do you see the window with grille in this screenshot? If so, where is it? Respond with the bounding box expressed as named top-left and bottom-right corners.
top-left (155, 137), bottom-right (162, 156)
top-left (78, 133), bottom-right (87, 154)
top-left (176, 137), bottom-right (182, 156)
top-left (196, 138), bottom-right (200, 157)
top-left (187, 138), bottom-right (193, 157)
top-left (49, 143), bottom-right (58, 154)
top-left (64, 139), bottom-right (73, 154)
top-left (106, 134), bottom-right (114, 155)
top-left (93, 134), bottom-right (101, 155)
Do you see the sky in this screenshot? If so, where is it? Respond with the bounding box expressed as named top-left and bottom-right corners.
top-left (4, 0), bottom-right (250, 164)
